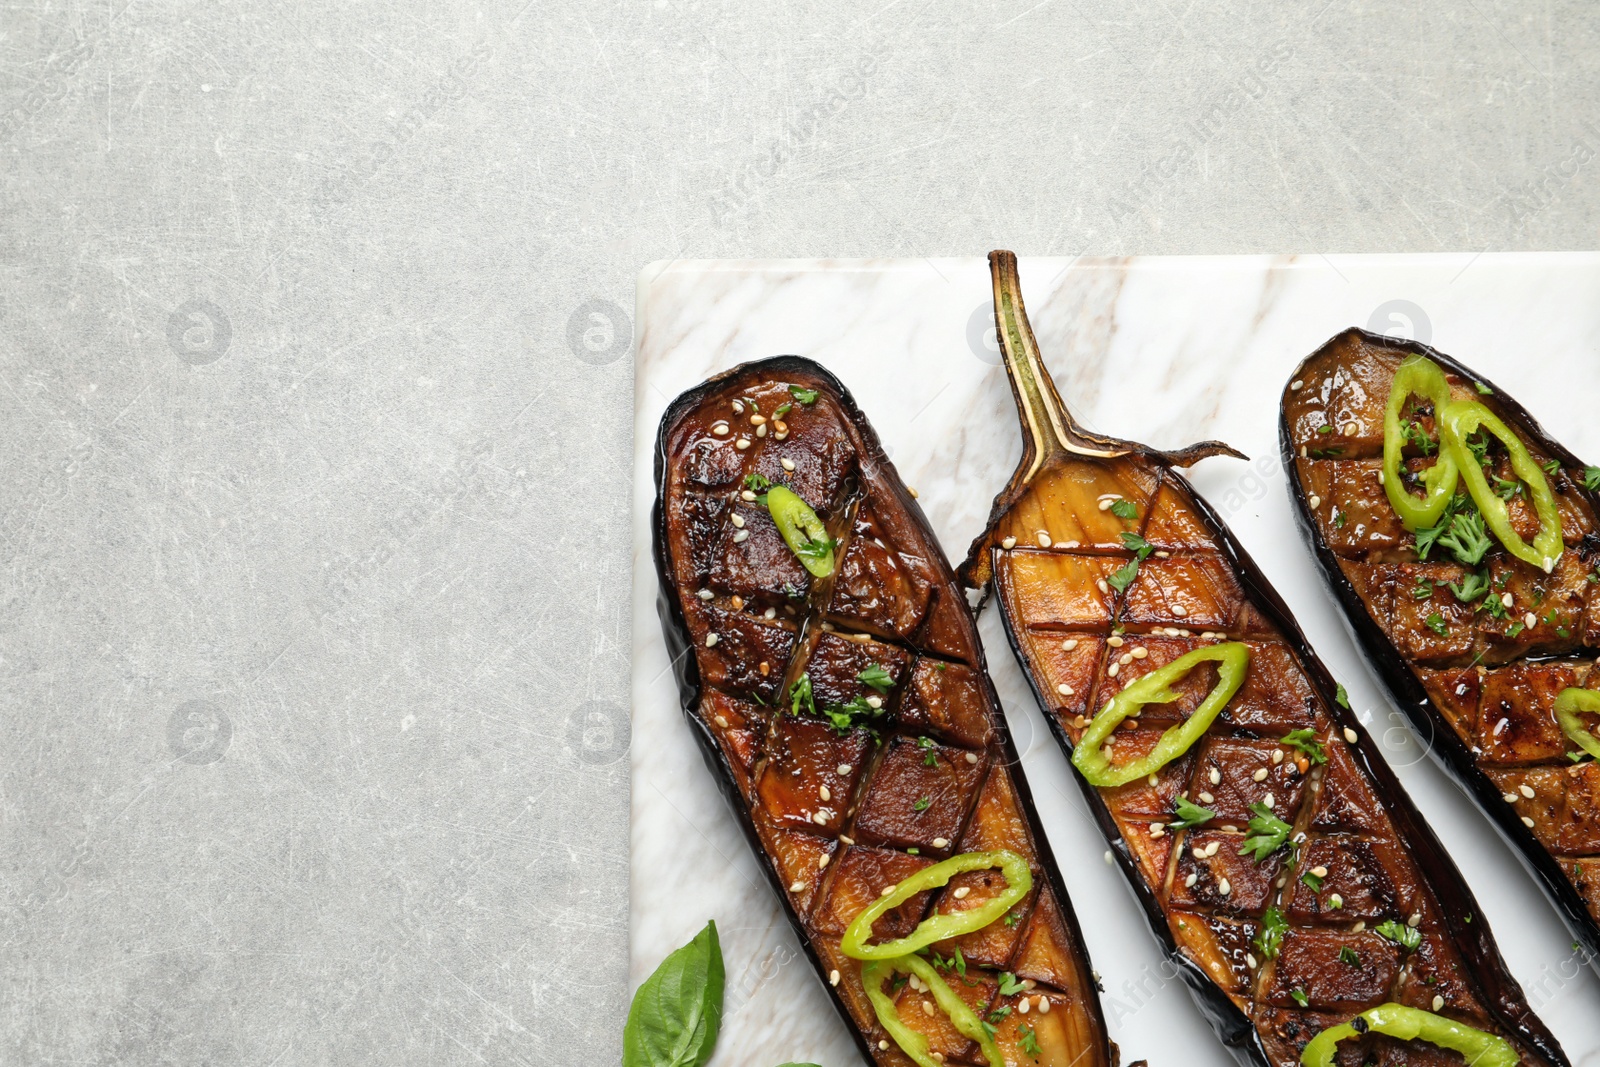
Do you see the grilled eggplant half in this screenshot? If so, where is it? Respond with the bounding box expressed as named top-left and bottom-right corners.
top-left (960, 252), bottom-right (1570, 1067)
top-left (1281, 327), bottom-right (1600, 970)
top-left (653, 357), bottom-right (1126, 1067)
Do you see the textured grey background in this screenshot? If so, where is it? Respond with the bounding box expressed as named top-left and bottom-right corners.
top-left (2, 1), bottom-right (1598, 1064)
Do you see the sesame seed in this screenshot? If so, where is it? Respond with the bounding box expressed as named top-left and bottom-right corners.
top-left (866, 695), bottom-right (883, 709)
top-left (1119, 653), bottom-right (1133, 666)
top-left (1503, 792), bottom-right (1519, 804)
top-left (1155, 550), bottom-right (1171, 558)
top-left (1378, 471), bottom-right (1386, 484)
top-left (1311, 866), bottom-right (1328, 878)
top-left (1408, 913), bottom-right (1421, 928)
top-left (1433, 995), bottom-right (1445, 1012)
top-left (1097, 499), bottom-right (1113, 512)
top-left (881, 885), bottom-right (896, 897)
top-left (1290, 379), bottom-right (1303, 391)
top-left (1300, 446), bottom-right (1308, 458)
top-left (1345, 421), bottom-right (1357, 435)
top-left (880, 1042), bottom-right (890, 1051)
top-left (750, 414), bottom-right (767, 425)
top-left (711, 422), bottom-right (729, 436)
top-left (774, 430), bottom-right (788, 441)
top-left (923, 1000), bottom-right (935, 1017)
top-left (933, 837), bottom-right (949, 849)
top-left (714, 715), bottom-right (729, 728)
top-left (1057, 683), bottom-right (1074, 696)
top-left (829, 969), bottom-right (840, 985)
top-left (819, 785), bottom-right (831, 802)
top-left (1329, 893), bottom-right (1343, 908)
top-left (1520, 784), bottom-right (1536, 799)
top-left (1017, 998), bottom-right (1030, 1014)
top-left (1001, 536), bottom-right (1017, 549)
top-left (1104, 851), bottom-right (1114, 865)
top-left (1096, 579), bottom-right (1110, 594)
top-left (1209, 767), bottom-right (1221, 786)
top-left (697, 588), bottom-right (713, 600)
top-left (818, 853), bottom-right (831, 869)
top-left (733, 530), bottom-right (749, 543)
top-left (741, 490), bottom-right (757, 501)
top-left (1062, 638), bottom-right (1079, 651)
top-left (781, 458), bottom-right (796, 471)
top-left (1522, 816), bottom-right (1536, 828)
top-left (731, 513), bottom-right (745, 528)
top-left (1309, 494), bottom-right (1322, 509)
top-left (1264, 793), bottom-right (1275, 808)
top-left (731, 400), bottom-right (744, 414)
top-left (814, 812), bottom-right (829, 825)
top-left (906, 486), bottom-right (921, 499)
top-left (1343, 727), bottom-right (1359, 743)
top-left (764, 607), bottom-right (776, 620)
top-left (1039, 997), bottom-right (1050, 1015)
top-left (705, 633), bottom-right (720, 647)
top-left (1037, 530), bottom-right (1052, 548)
top-left (1185, 872), bottom-right (1198, 888)
top-left (1108, 662), bottom-right (1121, 677)
top-left (965, 752), bottom-right (979, 765)
top-left (1352, 921), bottom-right (1366, 933)
top-left (731, 595), bottom-right (744, 610)
top-left (1205, 841), bottom-right (1221, 858)
top-left (1132, 646), bottom-right (1148, 659)
top-left (756, 423), bottom-right (767, 437)
top-left (736, 438), bottom-right (751, 450)
top-left (838, 763), bottom-right (853, 775)
top-left (1198, 791), bottom-right (1214, 804)
top-left (840, 835), bottom-right (855, 846)
top-left (953, 886), bottom-right (970, 899)
top-left (1253, 768), bottom-right (1269, 782)
top-left (1218, 878), bottom-right (1232, 896)
top-left (1501, 592), bottom-right (1513, 607)
top-left (1107, 634), bottom-right (1126, 648)
top-left (1524, 612), bottom-right (1538, 629)
top-left (790, 879), bottom-right (806, 892)
top-left (1172, 605), bottom-right (1188, 617)
top-left (1246, 952), bottom-right (1258, 969)
top-left (1272, 749), bottom-right (1284, 765)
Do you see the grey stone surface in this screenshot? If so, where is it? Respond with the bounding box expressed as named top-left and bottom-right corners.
top-left (1, 1), bottom-right (1596, 1063)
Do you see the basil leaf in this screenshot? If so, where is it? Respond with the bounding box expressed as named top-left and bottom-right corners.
top-left (623, 920), bottom-right (725, 1067)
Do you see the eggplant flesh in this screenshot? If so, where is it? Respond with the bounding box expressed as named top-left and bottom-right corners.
top-left (960, 253), bottom-right (1569, 1067)
top-left (1280, 327), bottom-right (1600, 969)
top-left (653, 357), bottom-right (1123, 1067)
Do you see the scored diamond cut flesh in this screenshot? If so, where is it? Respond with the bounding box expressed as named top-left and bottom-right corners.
top-left (960, 252), bottom-right (1569, 1067)
top-left (653, 357), bottom-right (1125, 1067)
top-left (1280, 328), bottom-right (1600, 971)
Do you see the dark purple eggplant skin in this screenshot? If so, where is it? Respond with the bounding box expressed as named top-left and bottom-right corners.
top-left (987, 463), bottom-right (1570, 1067)
top-left (651, 355), bottom-right (1122, 1067)
top-left (1279, 326), bottom-right (1600, 976)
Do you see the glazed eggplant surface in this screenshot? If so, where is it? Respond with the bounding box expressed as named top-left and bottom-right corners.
top-left (1281, 328), bottom-right (1600, 965)
top-left (961, 253), bottom-right (1569, 1067)
top-left (654, 357), bottom-right (1122, 1067)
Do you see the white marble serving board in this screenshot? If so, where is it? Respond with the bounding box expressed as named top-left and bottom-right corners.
top-left (630, 255), bottom-right (1600, 1067)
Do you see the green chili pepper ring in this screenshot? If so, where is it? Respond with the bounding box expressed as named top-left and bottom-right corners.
top-left (1299, 1002), bottom-right (1517, 1067)
top-left (1072, 643), bottom-right (1251, 788)
top-left (1382, 355), bottom-right (1460, 531)
top-left (765, 485), bottom-right (837, 578)
top-left (840, 850), bottom-right (1032, 961)
top-left (862, 956), bottom-right (1003, 1067)
top-left (1556, 687), bottom-right (1600, 762)
top-left (1438, 399), bottom-right (1564, 572)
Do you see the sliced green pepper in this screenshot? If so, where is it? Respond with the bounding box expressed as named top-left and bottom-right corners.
top-left (1556, 688), bottom-right (1600, 762)
top-left (1072, 643), bottom-right (1251, 788)
top-left (1439, 399), bottom-right (1564, 572)
top-left (764, 485), bottom-right (837, 578)
top-left (862, 955), bottom-right (1002, 1067)
top-left (1300, 1003), bottom-right (1516, 1067)
top-left (840, 850), bottom-right (1031, 961)
top-left (1382, 355), bottom-right (1460, 531)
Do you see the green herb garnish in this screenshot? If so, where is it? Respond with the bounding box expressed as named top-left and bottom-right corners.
top-left (1282, 728), bottom-right (1328, 765)
top-left (857, 664), bottom-right (894, 693)
top-left (1338, 945), bottom-right (1361, 967)
top-left (1255, 906), bottom-right (1288, 961)
top-left (788, 386), bottom-right (818, 405)
top-left (1425, 612), bottom-right (1449, 637)
top-left (1375, 919), bottom-right (1421, 951)
top-left (1120, 531), bottom-right (1155, 559)
top-left (1106, 558), bottom-right (1140, 593)
top-left (998, 972), bottom-right (1026, 996)
top-left (912, 796), bottom-right (931, 813)
top-left (622, 920), bottom-right (724, 1067)
top-left (1169, 795), bottom-right (1217, 831)
top-left (1239, 803), bottom-right (1293, 864)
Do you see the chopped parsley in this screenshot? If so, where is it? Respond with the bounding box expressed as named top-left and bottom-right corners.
top-left (1506, 619), bottom-right (1526, 638)
top-left (1019, 1025), bottom-right (1041, 1058)
top-left (1425, 612), bottom-right (1449, 637)
top-left (1411, 574), bottom-right (1435, 601)
top-left (1437, 507), bottom-right (1492, 566)
top-left (1335, 684), bottom-right (1350, 710)
top-left (857, 664), bottom-right (895, 692)
top-left (1239, 803), bottom-right (1293, 864)
top-left (743, 472), bottom-right (772, 492)
top-left (1169, 795), bottom-right (1217, 831)
top-left (1003, 911), bottom-right (1022, 928)
top-left (1493, 475), bottom-right (1525, 501)
top-left (1255, 906), bottom-right (1288, 961)
top-left (1109, 498), bottom-right (1139, 521)
top-left (1333, 509), bottom-right (1347, 529)
top-left (1448, 571), bottom-right (1490, 604)
top-left (998, 972), bottom-right (1026, 996)
top-left (918, 736), bottom-right (938, 766)
top-left (1120, 531), bottom-right (1155, 559)
top-left (1585, 466), bottom-right (1600, 492)
top-left (912, 796), bottom-right (931, 813)
top-left (1338, 946), bottom-right (1361, 967)
top-left (1542, 459), bottom-right (1561, 477)
top-left (1106, 558), bottom-right (1141, 593)
top-left (788, 385), bottom-right (818, 405)
top-left (1375, 919), bottom-right (1421, 951)
top-left (1402, 420), bottom-right (1436, 456)
top-left (988, 1005), bottom-right (1012, 1024)
top-left (821, 696), bottom-right (876, 733)
top-left (1282, 728), bottom-right (1328, 766)
top-left (788, 674), bottom-right (815, 718)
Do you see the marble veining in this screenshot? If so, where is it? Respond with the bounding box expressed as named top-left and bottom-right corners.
top-left (632, 256), bottom-right (1600, 1066)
